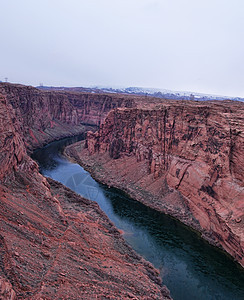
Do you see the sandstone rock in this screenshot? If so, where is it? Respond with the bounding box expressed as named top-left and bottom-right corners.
top-left (0, 93), bottom-right (27, 180)
top-left (0, 83), bottom-right (135, 151)
top-left (76, 101), bottom-right (244, 267)
top-left (0, 84), bottom-right (171, 298)
top-left (0, 277), bottom-right (16, 300)
top-left (0, 173), bottom-right (170, 298)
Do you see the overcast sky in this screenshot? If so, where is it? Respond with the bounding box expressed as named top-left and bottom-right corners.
top-left (1, 0), bottom-right (244, 97)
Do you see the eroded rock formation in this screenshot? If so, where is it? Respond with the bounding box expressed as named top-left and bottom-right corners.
top-left (0, 82), bottom-right (135, 151)
top-left (0, 93), bottom-right (27, 180)
top-left (0, 85), bottom-right (171, 299)
top-left (67, 101), bottom-right (244, 267)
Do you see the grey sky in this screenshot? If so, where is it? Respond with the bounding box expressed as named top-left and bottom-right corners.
top-left (1, 0), bottom-right (244, 97)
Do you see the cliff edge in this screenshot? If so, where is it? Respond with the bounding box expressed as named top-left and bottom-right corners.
top-left (66, 101), bottom-right (244, 267)
top-left (0, 85), bottom-right (171, 299)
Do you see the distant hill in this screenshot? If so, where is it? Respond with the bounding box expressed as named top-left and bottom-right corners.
top-left (37, 85), bottom-right (244, 102)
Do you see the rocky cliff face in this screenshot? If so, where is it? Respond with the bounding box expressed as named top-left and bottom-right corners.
top-left (0, 83), bottom-right (135, 151)
top-left (0, 93), bottom-right (29, 181)
top-left (76, 101), bottom-right (244, 267)
top-left (0, 174), bottom-right (170, 299)
top-left (0, 85), bottom-right (171, 299)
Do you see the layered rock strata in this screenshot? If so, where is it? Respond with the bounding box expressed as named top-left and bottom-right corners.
top-left (0, 173), bottom-right (170, 298)
top-left (66, 101), bottom-right (244, 267)
top-left (0, 82), bottom-right (135, 151)
top-left (0, 86), bottom-right (171, 298)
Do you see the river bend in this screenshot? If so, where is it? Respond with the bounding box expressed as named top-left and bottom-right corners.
top-left (32, 136), bottom-right (244, 300)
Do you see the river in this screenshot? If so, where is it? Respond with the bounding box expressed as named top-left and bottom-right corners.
top-left (32, 135), bottom-right (244, 300)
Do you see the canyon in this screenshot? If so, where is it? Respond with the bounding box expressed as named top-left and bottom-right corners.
top-left (66, 101), bottom-right (244, 268)
top-left (0, 82), bottom-right (136, 152)
top-left (0, 83), bottom-right (171, 299)
top-left (0, 81), bottom-right (243, 298)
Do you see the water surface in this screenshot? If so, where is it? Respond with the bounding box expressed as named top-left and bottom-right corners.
top-left (32, 137), bottom-right (244, 300)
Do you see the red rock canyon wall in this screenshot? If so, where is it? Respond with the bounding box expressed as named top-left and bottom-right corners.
top-left (77, 102), bottom-right (244, 267)
top-left (0, 84), bottom-right (171, 299)
top-left (0, 83), bottom-right (135, 151)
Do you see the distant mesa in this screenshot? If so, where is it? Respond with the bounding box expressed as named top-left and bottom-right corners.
top-left (36, 84), bottom-right (244, 102)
